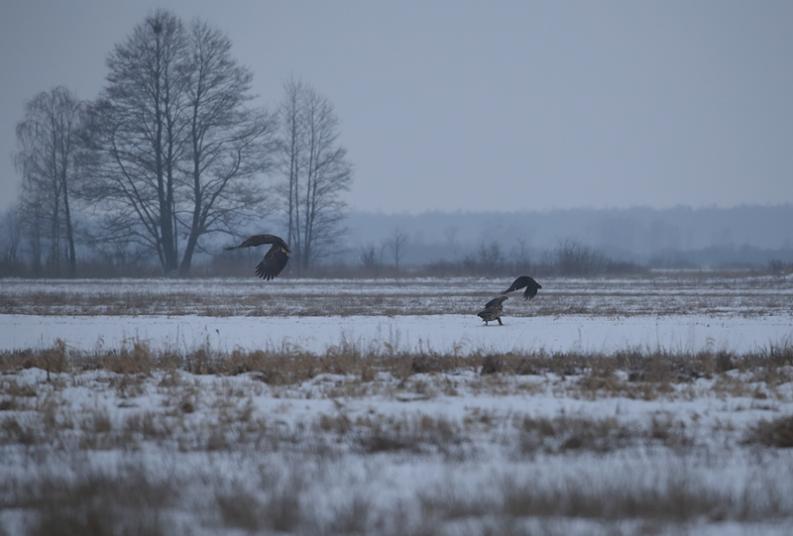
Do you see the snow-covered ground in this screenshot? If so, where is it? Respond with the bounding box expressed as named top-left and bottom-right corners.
top-left (2, 360), bottom-right (793, 534)
top-left (2, 274), bottom-right (792, 316)
top-left (1, 313), bottom-right (791, 355)
top-left (1, 274), bottom-right (793, 534)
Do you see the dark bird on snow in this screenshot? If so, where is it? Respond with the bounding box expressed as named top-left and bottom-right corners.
top-left (225, 234), bottom-right (290, 280)
top-left (503, 275), bottom-right (542, 300)
top-left (477, 295), bottom-right (509, 326)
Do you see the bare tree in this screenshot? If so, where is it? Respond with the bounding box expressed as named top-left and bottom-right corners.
top-left (555, 239), bottom-right (606, 276)
top-left (277, 80), bottom-right (352, 272)
top-left (0, 208), bottom-right (22, 273)
top-left (385, 228), bottom-right (409, 271)
top-left (80, 11), bottom-right (275, 275)
top-left (511, 237), bottom-right (531, 266)
top-left (177, 20), bottom-right (276, 274)
top-left (15, 174), bottom-right (45, 274)
top-left (278, 78), bottom-right (304, 257)
top-left (80, 11), bottom-right (187, 273)
top-left (359, 243), bottom-right (381, 275)
top-left (14, 87), bottom-right (83, 276)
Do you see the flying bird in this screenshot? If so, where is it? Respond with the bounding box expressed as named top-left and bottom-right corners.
top-left (477, 295), bottom-right (509, 326)
top-left (225, 234), bottom-right (290, 280)
top-left (503, 275), bottom-right (542, 300)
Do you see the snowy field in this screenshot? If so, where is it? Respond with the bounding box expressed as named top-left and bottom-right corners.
top-left (1, 274), bottom-right (793, 534)
top-left (2, 273), bottom-right (792, 316)
top-left (1, 313), bottom-right (791, 356)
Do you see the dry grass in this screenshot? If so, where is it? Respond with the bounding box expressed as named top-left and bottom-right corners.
top-left (215, 481), bottom-right (304, 533)
top-left (309, 411), bottom-right (696, 458)
top-left (1, 417), bottom-right (38, 445)
top-left (514, 414), bottom-right (692, 455)
top-left (515, 416), bottom-right (633, 454)
top-left (313, 412), bottom-right (464, 455)
top-left (1, 466), bottom-right (174, 536)
top-left (1, 391), bottom-right (700, 457)
top-left (3, 273), bottom-right (792, 318)
top-left (0, 343), bottom-right (788, 464)
top-left (745, 415), bottom-right (793, 448)
top-left (2, 457), bottom-right (790, 536)
top-left (420, 470), bottom-right (792, 525)
top-left (0, 303), bottom-right (791, 535)
top-left (2, 343), bottom-right (792, 402)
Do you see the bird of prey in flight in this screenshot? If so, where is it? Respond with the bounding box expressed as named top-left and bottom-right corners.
top-left (502, 275), bottom-right (542, 300)
top-left (476, 275), bottom-right (542, 325)
top-left (225, 234), bottom-right (290, 280)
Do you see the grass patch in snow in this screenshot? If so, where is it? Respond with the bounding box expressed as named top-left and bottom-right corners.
top-left (745, 415), bottom-right (793, 448)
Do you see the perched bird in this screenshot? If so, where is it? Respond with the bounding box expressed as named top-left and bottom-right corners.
top-left (225, 234), bottom-right (290, 280)
top-left (477, 295), bottom-right (509, 326)
top-left (503, 275), bottom-right (542, 300)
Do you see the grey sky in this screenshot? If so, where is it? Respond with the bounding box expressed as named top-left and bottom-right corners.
top-left (1, 0), bottom-right (792, 213)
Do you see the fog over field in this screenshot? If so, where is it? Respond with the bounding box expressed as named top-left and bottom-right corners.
top-left (343, 205), bottom-right (793, 266)
top-left (2, 1), bottom-right (793, 534)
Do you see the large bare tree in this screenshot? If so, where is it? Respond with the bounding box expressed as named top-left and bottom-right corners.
top-left (178, 20), bottom-right (276, 274)
top-left (277, 80), bottom-right (352, 271)
top-left (15, 86), bottom-right (83, 276)
top-left (80, 10), bottom-right (188, 273)
top-left (279, 79), bottom-right (304, 257)
top-left (81, 10), bottom-right (275, 275)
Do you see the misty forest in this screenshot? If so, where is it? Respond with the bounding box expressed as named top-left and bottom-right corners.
top-left (1, 4), bottom-right (793, 536)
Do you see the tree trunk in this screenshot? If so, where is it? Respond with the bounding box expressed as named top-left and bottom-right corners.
top-left (179, 232), bottom-right (199, 275)
top-left (62, 176), bottom-right (76, 276)
top-left (60, 123), bottom-right (76, 277)
top-left (179, 122), bottom-right (202, 276)
top-left (31, 208), bottom-right (42, 276)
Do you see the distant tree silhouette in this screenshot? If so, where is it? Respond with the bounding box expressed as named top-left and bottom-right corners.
top-left (276, 79), bottom-right (352, 272)
top-left (15, 87), bottom-right (83, 276)
top-left (80, 10), bottom-right (275, 275)
top-left (385, 228), bottom-right (409, 271)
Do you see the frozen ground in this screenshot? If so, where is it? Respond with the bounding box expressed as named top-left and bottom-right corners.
top-left (0, 313), bottom-right (791, 356)
top-left (1, 274), bottom-right (793, 534)
top-left (1, 274), bottom-right (791, 355)
top-left (1, 351), bottom-right (793, 534)
top-left (2, 273), bottom-right (792, 316)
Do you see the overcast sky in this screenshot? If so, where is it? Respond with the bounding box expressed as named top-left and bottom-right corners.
top-left (1, 0), bottom-right (792, 213)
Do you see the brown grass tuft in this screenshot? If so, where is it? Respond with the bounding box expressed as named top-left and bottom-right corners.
top-left (745, 415), bottom-right (793, 448)
top-left (4, 466), bottom-right (174, 536)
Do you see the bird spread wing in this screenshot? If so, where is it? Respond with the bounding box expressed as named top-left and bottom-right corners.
top-left (225, 234), bottom-right (287, 251)
top-left (503, 275), bottom-right (542, 299)
top-left (478, 295), bottom-right (507, 320)
top-left (225, 233), bottom-right (290, 280)
top-left (484, 295), bottom-right (509, 308)
top-left (255, 244), bottom-right (289, 280)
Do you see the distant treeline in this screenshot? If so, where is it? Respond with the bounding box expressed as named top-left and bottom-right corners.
top-left (3, 203), bottom-right (793, 278)
top-left (344, 204), bottom-right (793, 262)
top-left (3, 202), bottom-right (793, 277)
top-left (3, 225), bottom-right (791, 278)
